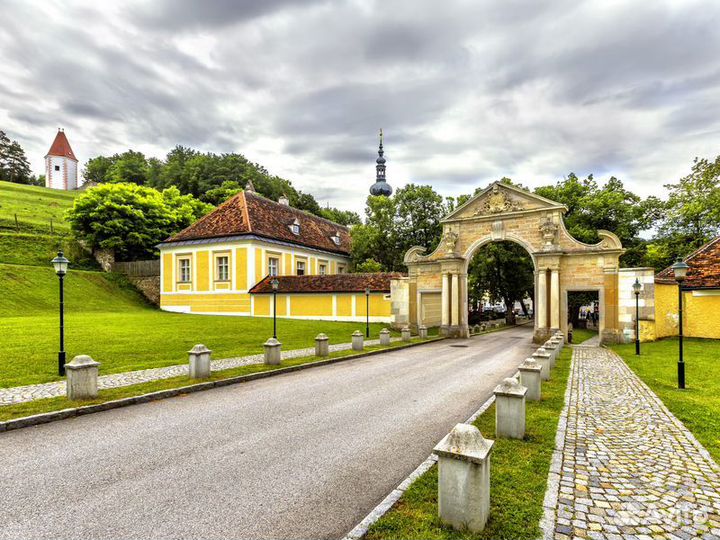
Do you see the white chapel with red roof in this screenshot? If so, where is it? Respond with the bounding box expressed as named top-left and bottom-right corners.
top-left (45, 128), bottom-right (79, 190)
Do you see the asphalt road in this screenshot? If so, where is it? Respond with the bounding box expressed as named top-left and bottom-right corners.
top-left (0, 325), bottom-right (535, 540)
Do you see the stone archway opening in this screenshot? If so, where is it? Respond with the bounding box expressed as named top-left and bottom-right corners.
top-left (402, 181), bottom-right (625, 345)
top-left (466, 239), bottom-right (535, 327)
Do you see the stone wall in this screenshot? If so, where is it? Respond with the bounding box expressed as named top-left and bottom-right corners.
top-left (129, 276), bottom-right (161, 306)
top-left (617, 268), bottom-right (655, 342)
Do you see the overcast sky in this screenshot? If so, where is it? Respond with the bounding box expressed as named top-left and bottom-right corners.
top-left (2, 0), bottom-right (719, 213)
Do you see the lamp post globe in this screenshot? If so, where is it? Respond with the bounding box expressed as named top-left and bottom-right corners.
top-left (271, 277), bottom-right (280, 339)
top-left (51, 250), bottom-right (70, 376)
top-left (365, 287), bottom-right (371, 338)
top-left (671, 260), bottom-right (689, 389)
top-left (632, 278), bottom-right (642, 356)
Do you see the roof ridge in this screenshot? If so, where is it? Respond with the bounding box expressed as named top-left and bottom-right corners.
top-left (244, 189), bottom-right (350, 231)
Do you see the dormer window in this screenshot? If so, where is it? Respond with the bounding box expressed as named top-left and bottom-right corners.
top-left (331, 232), bottom-right (341, 246)
top-left (289, 218), bottom-right (300, 235)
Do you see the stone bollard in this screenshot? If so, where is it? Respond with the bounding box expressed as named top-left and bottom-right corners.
top-left (65, 355), bottom-right (101, 400)
top-left (480, 323), bottom-right (487, 332)
top-left (418, 325), bottom-right (428, 339)
top-left (518, 358), bottom-right (542, 401)
top-left (188, 344), bottom-right (212, 379)
top-left (532, 347), bottom-right (552, 381)
top-left (401, 326), bottom-right (411, 341)
top-left (473, 324), bottom-right (481, 335)
top-left (379, 328), bottom-right (391, 346)
top-left (553, 333), bottom-right (564, 350)
top-left (264, 337), bottom-right (282, 365)
top-left (315, 333), bottom-right (329, 357)
top-left (543, 340), bottom-right (559, 368)
top-left (352, 330), bottom-right (364, 351)
top-left (433, 423), bottom-right (494, 532)
top-left (494, 377), bottom-right (527, 439)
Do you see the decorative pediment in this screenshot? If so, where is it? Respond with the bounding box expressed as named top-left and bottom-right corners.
top-left (443, 182), bottom-right (566, 222)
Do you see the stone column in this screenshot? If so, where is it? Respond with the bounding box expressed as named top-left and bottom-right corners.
top-left (536, 270), bottom-right (547, 329)
top-left (433, 423), bottom-right (494, 533)
top-left (518, 358), bottom-right (542, 401)
top-left (550, 268), bottom-right (560, 329)
top-left (315, 333), bottom-right (329, 357)
top-left (494, 377), bottom-right (527, 439)
top-left (441, 273), bottom-right (450, 327)
top-left (532, 347), bottom-right (552, 380)
top-left (418, 325), bottom-right (428, 339)
top-left (264, 338), bottom-right (282, 365)
top-left (352, 330), bottom-right (364, 351)
top-left (65, 355), bottom-right (101, 400)
top-left (451, 273), bottom-right (459, 327)
top-left (459, 273), bottom-right (469, 337)
top-left (188, 344), bottom-right (212, 379)
top-left (379, 328), bottom-right (391, 345)
top-left (401, 326), bottom-right (411, 341)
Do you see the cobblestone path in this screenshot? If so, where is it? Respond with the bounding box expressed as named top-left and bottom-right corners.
top-left (0, 337), bottom-right (400, 407)
top-left (544, 346), bottom-right (720, 540)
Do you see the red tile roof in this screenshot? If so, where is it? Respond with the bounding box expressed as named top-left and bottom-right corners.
top-left (249, 273), bottom-right (405, 294)
top-left (46, 130), bottom-right (77, 160)
top-left (165, 190), bottom-right (351, 255)
top-left (656, 236), bottom-right (720, 288)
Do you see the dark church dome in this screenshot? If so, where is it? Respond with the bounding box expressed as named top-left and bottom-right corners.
top-left (370, 129), bottom-right (392, 197)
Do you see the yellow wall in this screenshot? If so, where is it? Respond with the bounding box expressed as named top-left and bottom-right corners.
top-left (655, 283), bottom-right (720, 339)
top-left (254, 295), bottom-right (270, 316)
top-left (236, 248), bottom-right (247, 289)
top-left (337, 295), bottom-right (352, 316)
top-left (196, 250), bottom-right (209, 292)
top-left (160, 293), bottom-right (251, 313)
top-left (162, 253), bottom-right (173, 292)
top-left (290, 295), bottom-right (333, 317)
top-left (284, 253), bottom-right (292, 275)
top-left (255, 248), bottom-right (263, 282)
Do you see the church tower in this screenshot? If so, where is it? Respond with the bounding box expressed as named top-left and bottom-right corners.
top-left (45, 128), bottom-right (78, 190)
top-left (369, 129), bottom-right (392, 196)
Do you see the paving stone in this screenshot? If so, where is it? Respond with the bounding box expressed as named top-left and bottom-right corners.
top-left (544, 346), bottom-right (720, 540)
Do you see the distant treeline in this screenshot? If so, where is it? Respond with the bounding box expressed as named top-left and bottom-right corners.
top-left (83, 146), bottom-right (361, 226)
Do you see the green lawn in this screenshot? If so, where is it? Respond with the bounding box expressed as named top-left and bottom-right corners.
top-left (367, 347), bottom-right (572, 540)
top-left (612, 338), bottom-right (720, 462)
top-left (571, 327), bottom-right (597, 344)
top-left (1, 262), bottom-right (400, 387)
top-left (0, 180), bottom-right (77, 234)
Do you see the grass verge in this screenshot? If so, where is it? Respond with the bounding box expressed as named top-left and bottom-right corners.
top-left (0, 337), bottom-right (440, 423)
top-left (570, 327), bottom-right (597, 344)
top-left (612, 337), bottom-right (720, 463)
top-left (366, 346), bottom-right (572, 540)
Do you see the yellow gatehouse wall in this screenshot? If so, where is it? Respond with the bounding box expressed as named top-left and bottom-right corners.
top-left (655, 283), bottom-right (720, 339)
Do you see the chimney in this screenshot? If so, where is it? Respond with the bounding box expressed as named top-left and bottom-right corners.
top-left (279, 194), bottom-right (290, 206)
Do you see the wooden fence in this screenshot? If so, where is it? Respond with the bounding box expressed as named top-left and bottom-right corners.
top-left (111, 259), bottom-right (160, 277)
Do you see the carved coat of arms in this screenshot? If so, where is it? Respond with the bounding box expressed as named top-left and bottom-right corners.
top-left (474, 185), bottom-right (522, 215)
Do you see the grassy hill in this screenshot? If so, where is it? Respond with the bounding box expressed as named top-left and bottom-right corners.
top-left (0, 181), bottom-right (97, 268)
top-left (0, 180), bottom-right (77, 234)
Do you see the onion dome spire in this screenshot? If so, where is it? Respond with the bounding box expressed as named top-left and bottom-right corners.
top-left (370, 129), bottom-right (392, 196)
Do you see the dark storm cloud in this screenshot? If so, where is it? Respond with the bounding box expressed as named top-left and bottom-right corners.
top-left (134, 0), bottom-right (329, 30)
top-left (2, 0), bottom-right (720, 213)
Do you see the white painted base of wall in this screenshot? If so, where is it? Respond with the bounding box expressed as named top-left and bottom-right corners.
top-left (159, 306), bottom-right (392, 323)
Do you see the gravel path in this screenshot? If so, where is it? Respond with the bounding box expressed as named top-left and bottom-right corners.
top-left (544, 346), bottom-right (720, 540)
top-left (0, 337), bottom-right (401, 406)
top-left (0, 326), bottom-right (534, 540)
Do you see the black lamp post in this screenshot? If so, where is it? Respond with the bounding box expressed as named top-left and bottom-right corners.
top-left (271, 277), bottom-right (279, 339)
top-left (632, 278), bottom-right (642, 356)
top-left (365, 287), bottom-right (371, 338)
top-left (51, 250), bottom-right (70, 376)
top-left (671, 259), bottom-right (689, 389)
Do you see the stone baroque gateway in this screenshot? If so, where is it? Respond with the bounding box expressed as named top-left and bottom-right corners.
top-left (401, 182), bottom-right (625, 344)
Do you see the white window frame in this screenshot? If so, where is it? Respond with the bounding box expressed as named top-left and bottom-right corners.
top-left (296, 260), bottom-right (306, 276)
top-left (215, 254), bottom-right (230, 282)
top-left (268, 257), bottom-right (279, 277)
top-left (178, 256), bottom-right (192, 283)
top-left (318, 263), bottom-right (327, 275)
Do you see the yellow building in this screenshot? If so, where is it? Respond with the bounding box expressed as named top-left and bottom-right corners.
top-left (158, 189), bottom-right (396, 322)
top-left (652, 237), bottom-right (720, 340)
